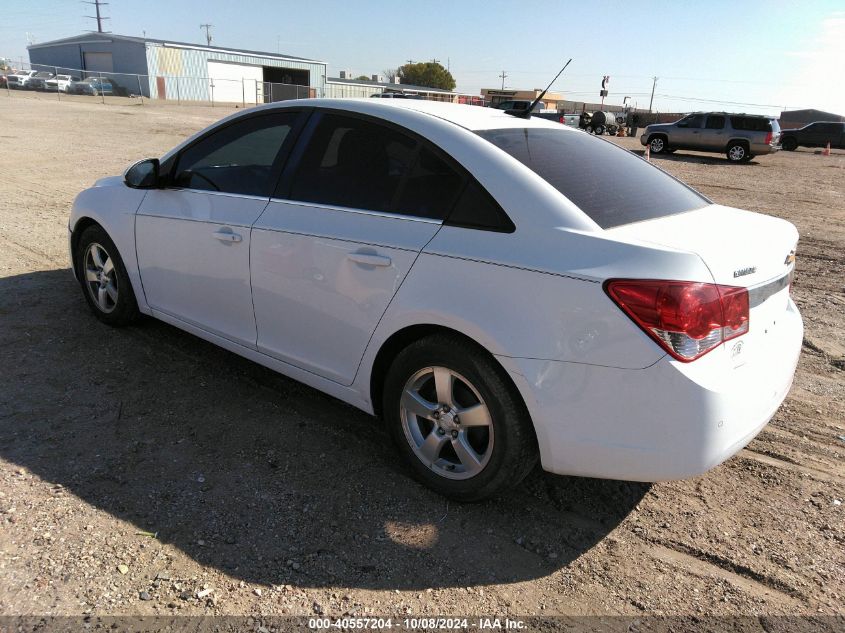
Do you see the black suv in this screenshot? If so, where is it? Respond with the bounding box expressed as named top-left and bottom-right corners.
top-left (779, 122), bottom-right (845, 151)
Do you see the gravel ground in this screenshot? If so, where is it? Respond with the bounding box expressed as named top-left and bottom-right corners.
top-left (0, 93), bottom-right (843, 628)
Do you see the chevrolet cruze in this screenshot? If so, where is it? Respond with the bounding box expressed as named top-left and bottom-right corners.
top-left (69, 99), bottom-right (802, 500)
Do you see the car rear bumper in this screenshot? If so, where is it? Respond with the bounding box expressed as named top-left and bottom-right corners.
top-left (503, 297), bottom-right (802, 481)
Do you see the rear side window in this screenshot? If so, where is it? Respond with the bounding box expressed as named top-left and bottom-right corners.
top-left (477, 127), bottom-right (707, 229)
top-left (394, 147), bottom-right (464, 219)
top-left (706, 115), bottom-right (725, 129)
top-left (447, 180), bottom-right (515, 233)
top-left (730, 116), bottom-right (772, 132)
top-left (289, 114), bottom-right (417, 213)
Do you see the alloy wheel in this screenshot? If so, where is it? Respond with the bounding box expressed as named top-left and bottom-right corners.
top-left (399, 366), bottom-right (494, 480)
top-left (728, 145), bottom-right (746, 161)
top-left (84, 242), bottom-right (118, 313)
top-left (650, 137), bottom-right (665, 153)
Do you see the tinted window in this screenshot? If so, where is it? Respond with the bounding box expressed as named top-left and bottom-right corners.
top-left (730, 116), bottom-right (772, 132)
top-left (681, 114), bottom-right (704, 128)
top-left (706, 115), bottom-right (725, 129)
top-left (290, 114), bottom-right (417, 212)
top-left (447, 180), bottom-right (515, 233)
top-left (394, 147), bottom-right (464, 219)
top-left (174, 114), bottom-right (295, 196)
top-left (477, 127), bottom-right (707, 229)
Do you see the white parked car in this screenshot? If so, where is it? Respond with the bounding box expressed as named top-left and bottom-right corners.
top-left (44, 74), bottom-right (81, 92)
top-left (69, 99), bottom-right (802, 500)
top-left (7, 70), bottom-right (39, 88)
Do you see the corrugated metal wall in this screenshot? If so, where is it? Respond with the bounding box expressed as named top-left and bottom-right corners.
top-left (325, 81), bottom-right (383, 99)
top-left (145, 43), bottom-right (326, 102)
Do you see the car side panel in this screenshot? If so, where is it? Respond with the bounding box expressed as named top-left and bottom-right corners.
top-left (251, 201), bottom-right (439, 385)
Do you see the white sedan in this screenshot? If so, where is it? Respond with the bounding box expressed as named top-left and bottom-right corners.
top-left (68, 99), bottom-right (802, 500)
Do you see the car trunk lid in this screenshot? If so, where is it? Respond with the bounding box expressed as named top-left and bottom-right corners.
top-left (608, 204), bottom-right (798, 362)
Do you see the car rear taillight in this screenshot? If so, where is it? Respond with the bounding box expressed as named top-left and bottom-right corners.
top-left (604, 280), bottom-right (749, 362)
top-left (764, 132), bottom-right (773, 145)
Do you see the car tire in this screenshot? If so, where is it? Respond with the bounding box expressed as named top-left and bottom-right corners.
top-left (383, 334), bottom-right (538, 502)
top-left (75, 225), bottom-right (140, 326)
top-left (594, 124), bottom-right (605, 136)
top-left (727, 142), bottom-right (749, 162)
top-left (648, 135), bottom-right (668, 154)
top-left (782, 137), bottom-right (798, 151)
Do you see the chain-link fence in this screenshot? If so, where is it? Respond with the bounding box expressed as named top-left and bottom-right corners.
top-left (1, 58), bottom-right (324, 108)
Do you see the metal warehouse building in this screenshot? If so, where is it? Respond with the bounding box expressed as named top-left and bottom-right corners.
top-left (27, 32), bottom-right (326, 104)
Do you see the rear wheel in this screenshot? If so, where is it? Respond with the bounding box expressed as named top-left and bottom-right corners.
top-left (75, 225), bottom-right (139, 326)
top-left (781, 137), bottom-right (798, 151)
top-left (593, 124), bottom-right (605, 136)
top-left (727, 141), bottom-right (749, 162)
top-left (383, 335), bottom-right (538, 501)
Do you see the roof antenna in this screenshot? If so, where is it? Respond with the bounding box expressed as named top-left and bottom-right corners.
top-left (506, 58), bottom-right (572, 118)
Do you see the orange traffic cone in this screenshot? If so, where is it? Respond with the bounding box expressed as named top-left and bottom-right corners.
top-left (822, 142), bottom-right (831, 156)
top-left (644, 144), bottom-right (650, 162)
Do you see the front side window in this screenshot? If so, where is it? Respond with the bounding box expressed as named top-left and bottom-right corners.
top-left (173, 113), bottom-right (296, 196)
top-left (289, 114), bottom-right (417, 212)
top-left (477, 127), bottom-right (708, 229)
top-left (681, 114), bottom-right (705, 128)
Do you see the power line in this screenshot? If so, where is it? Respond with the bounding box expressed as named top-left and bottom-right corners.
top-left (82, 0), bottom-right (110, 33)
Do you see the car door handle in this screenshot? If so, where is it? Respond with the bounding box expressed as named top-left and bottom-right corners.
top-left (347, 252), bottom-right (392, 267)
top-left (212, 229), bottom-right (242, 243)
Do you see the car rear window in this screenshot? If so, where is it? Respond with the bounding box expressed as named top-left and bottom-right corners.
top-left (476, 127), bottom-right (708, 229)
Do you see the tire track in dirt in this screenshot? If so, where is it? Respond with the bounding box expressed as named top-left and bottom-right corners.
top-left (739, 449), bottom-right (845, 485)
top-left (642, 540), bottom-right (806, 608)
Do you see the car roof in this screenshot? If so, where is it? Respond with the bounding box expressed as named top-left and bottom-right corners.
top-left (260, 98), bottom-right (567, 132)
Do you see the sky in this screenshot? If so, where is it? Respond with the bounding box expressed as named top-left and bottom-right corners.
top-left (2, 0), bottom-right (844, 116)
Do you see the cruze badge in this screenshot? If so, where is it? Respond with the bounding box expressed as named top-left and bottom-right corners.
top-left (733, 266), bottom-right (756, 278)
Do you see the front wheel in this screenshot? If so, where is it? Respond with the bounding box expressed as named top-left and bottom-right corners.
top-left (75, 225), bottom-right (140, 326)
top-left (383, 335), bottom-right (538, 501)
top-left (649, 135), bottom-right (667, 154)
top-left (781, 137), bottom-right (798, 151)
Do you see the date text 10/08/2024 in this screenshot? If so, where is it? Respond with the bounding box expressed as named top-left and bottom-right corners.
top-left (308, 618), bottom-right (527, 630)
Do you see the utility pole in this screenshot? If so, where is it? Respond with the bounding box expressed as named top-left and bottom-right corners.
top-left (648, 76), bottom-right (658, 113)
top-left (498, 70), bottom-right (508, 90)
top-left (200, 23), bottom-right (213, 46)
top-left (83, 0), bottom-right (110, 33)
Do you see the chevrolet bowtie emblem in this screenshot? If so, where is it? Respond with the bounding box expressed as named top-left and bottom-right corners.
top-left (784, 251), bottom-right (796, 265)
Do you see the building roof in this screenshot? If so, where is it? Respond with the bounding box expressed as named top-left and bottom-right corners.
top-left (779, 108), bottom-right (844, 121)
top-left (27, 32), bottom-right (324, 64)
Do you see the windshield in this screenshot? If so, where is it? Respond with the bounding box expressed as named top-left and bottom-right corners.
top-left (476, 127), bottom-right (708, 229)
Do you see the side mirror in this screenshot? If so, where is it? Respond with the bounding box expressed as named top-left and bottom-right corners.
top-left (124, 158), bottom-right (160, 189)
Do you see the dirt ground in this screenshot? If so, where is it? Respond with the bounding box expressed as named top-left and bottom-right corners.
top-left (0, 92), bottom-right (843, 628)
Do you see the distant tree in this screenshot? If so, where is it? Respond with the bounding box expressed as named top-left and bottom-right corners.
top-left (356, 75), bottom-right (370, 81)
top-left (382, 68), bottom-right (398, 81)
top-left (397, 62), bottom-right (455, 90)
